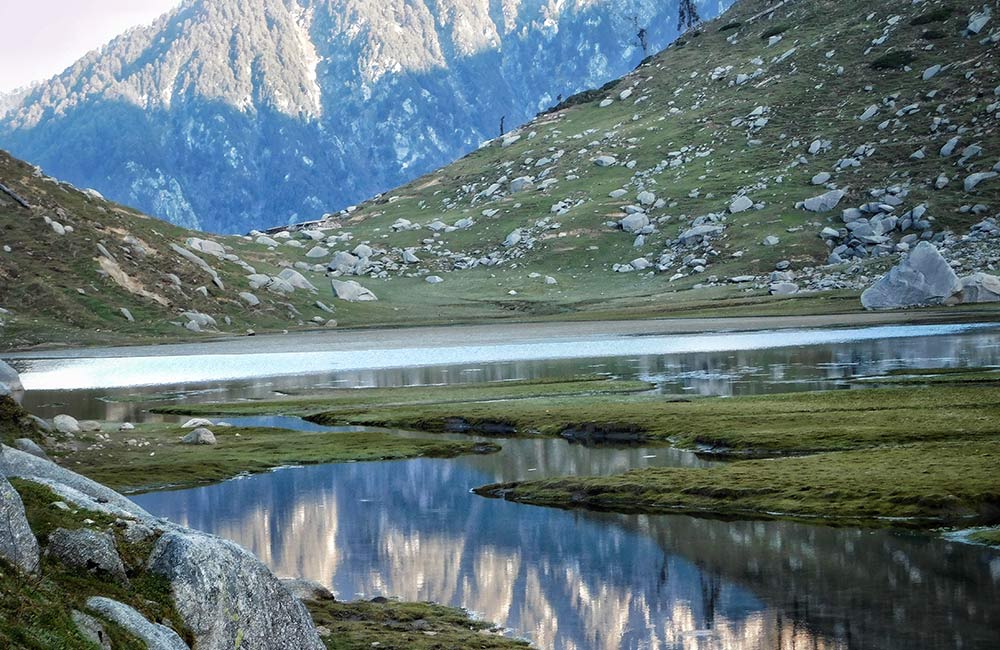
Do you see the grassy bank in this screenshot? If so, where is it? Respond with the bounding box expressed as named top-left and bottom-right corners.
top-left (475, 440), bottom-right (1000, 528)
top-left (54, 424), bottom-right (499, 494)
top-left (309, 600), bottom-right (530, 650)
top-left (151, 377), bottom-right (653, 419)
top-left (967, 529), bottom-right (1000, 547)
top-left (301, 383), bottom-right (1000, 454)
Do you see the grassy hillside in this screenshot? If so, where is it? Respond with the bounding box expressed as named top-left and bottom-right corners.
top-left (2, 0), bottom-right (998, 350)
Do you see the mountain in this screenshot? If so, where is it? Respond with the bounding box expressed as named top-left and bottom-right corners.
top-left (0, 0), bottom-right (730, 233)
top-left (2, 0), bottom-right (998, 351)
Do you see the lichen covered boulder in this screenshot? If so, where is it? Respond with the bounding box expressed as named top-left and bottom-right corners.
top-left (147, 529), bottom-right (324, 650)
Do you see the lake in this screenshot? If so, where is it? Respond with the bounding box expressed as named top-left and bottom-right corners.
top-left (13, 322), bottom-right (1000, 649)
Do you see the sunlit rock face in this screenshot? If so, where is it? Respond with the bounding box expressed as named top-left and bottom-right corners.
top-left (0, 0), bottom-right (728, 233)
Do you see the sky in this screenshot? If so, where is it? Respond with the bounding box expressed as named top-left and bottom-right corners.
top-left (0, 0), bottom-right (180, 92)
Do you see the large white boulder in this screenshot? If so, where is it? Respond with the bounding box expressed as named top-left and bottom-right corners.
top-left (860, 242), bottom-right (962, 310)
top-left (331, 279), bottom-right (378, 302)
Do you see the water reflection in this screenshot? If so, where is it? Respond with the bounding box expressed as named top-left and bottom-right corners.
top-left (132, 439), bottom-right (1000, 650)
top-left (18, 324), bottom-right (1000, 421)
top-left (14, 324), bottom-right (997, 391)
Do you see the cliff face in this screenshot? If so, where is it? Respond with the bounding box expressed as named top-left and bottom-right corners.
top-left (0, 0), bottom-right (728, 232)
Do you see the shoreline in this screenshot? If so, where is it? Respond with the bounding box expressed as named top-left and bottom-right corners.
top-left (6, 309), bottom-right (998, 359)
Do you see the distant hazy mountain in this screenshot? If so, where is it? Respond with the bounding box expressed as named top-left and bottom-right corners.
top-left (0, 0), bottom-right (728, 232)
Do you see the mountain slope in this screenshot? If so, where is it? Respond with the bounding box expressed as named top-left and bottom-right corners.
top-left (2, 0), bottom-right (998, 351)
top-left (0, 0), bottom-right (729, 233)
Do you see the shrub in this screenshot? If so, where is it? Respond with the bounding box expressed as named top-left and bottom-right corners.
top-left (870, 50), bottom-right (916, 70)
top-left (761, 23), bottom-right (790, 39)
top-left (718, 21), bottom-right (742, 32)
top-left (910, 7), bottom-right (952, 25)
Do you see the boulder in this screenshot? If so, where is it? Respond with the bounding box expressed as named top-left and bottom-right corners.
top-left (619, 213), bottom-right (650, 233)
top-left (328, 251), bottom-right (361, 274)
top-left (0, 360), bottom-right (23, 394)
top-left (53, 414), bottom-right (81, 435)
top-left (46, 528), bottom-right (129, 584)
top-left (71, 610), bottom-right (113, 650)
top-left (678, 225), bottom-right (724, 245)
top-left (0, 467), bottom-right (40, 573)
top-left (509, 176), bottom-right (534, 193)
top-left (277, 268), bottom-right (318, 293)
top-left (860, 242), bottom-right (962, 310)
top-left (239, 292), bottom-right (261, 307)
top-left (305, 246), bottom-right (329, 259)
top-left (280, 578), bottom-right (336, 602)
top-left (181, 428), bottom-right (216, 445)
top-left (13, 438), bottom-right (47, 459)
top-left (964, 172), bottom-right (997, 192)
top-left (425, 276), bottom-right (444, 284)
top-left (954, 272), bottom-right (1000, 304)
top-left (181, 418), bottom-right (213, 428)
top-left (802, 190), bottom-right (845, 213)
top-left (769, 282), bottom-right (799, 295)
top-left (729, 195), bottom-right (753, 213)
top-left (86, 597), bottom-right (189, 650)
top-left (185, 238), bottom-right (226, 258)
top-left (331, 279), bottom-right (378, 302)
top-left (147, 530), bottom-right (324, 650)
top-left (78, 420), bottom-right (102, 433)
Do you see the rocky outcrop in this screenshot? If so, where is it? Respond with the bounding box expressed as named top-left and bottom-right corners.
top-left (86, 597), bottom-right (189, 650)
top-left (0, 458), bottom-right (40, 574)
top-left (860, 243), bottom-right (962, 310)
top-left (4, 444), bottom-right (327, 647)
top-left (147, 530), bottom-right (325, 650)
top-left (0, 360), bottom-right (23, 395)
top-left (47, 528), bottom-right (129, 584)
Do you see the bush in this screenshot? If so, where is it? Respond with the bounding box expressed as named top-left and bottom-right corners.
top-left (761, 23), bottom-right (790, 39)
top-left (910, 8), bottom-right (952, 25)
top-left (718, 21), bottom-right (742, 32)
top-left (921, 29), bottom-right (947, 40)
top-left (870, 50), bottom-right (916, 70)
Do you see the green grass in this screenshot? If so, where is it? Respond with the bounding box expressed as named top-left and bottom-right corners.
top-left (910, 7), bottom-right (953, 25)
top-left (476, 439), bottom-right (1000, 528)
top-left (966, 528), bottom-right (1000, 546)
top-left (309, 600), bottom-right (531, 650)
top-left (152, 377), bottom-right (653, 418)
top-left (56, 425), bottom-right (500, 493)
top-left (302, 384), bottom-right (1000, 455)
top-left (851, 367), bottom-right (1000, 385)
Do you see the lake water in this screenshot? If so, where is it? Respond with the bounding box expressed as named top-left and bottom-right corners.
top-left (13, 323), bottom-right (1000, 649)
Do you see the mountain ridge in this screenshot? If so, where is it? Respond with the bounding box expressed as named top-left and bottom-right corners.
top-left (0, 0), bottom-right (728, 233)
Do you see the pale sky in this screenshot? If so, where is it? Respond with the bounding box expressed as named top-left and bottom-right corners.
top-left (0, 0), bottom-right (181, 92)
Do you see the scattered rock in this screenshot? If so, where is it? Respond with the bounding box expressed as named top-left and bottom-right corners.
top-left (0, 360), bottom-right (23, 394)
top-left (954, 272), bottom-right (1000, 303)
top-left (801, 190), bottom-right (846, 213)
